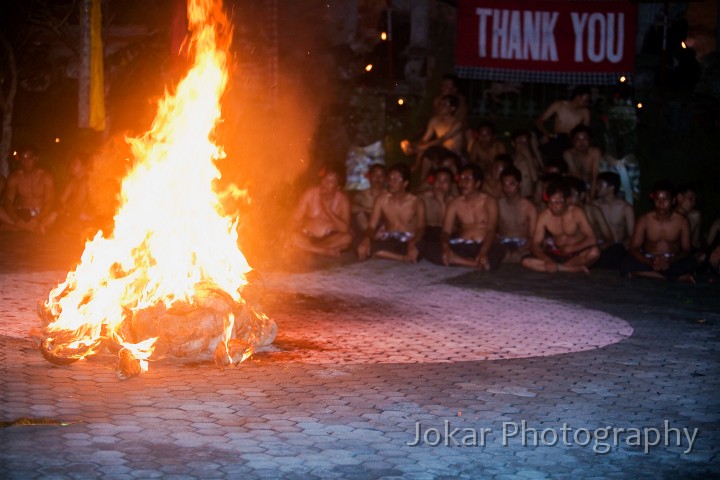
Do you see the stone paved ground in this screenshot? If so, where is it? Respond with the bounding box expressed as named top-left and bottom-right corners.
top-left (0, 232), bottom-right (719, 479)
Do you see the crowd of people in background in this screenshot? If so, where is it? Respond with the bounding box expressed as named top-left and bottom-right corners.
top-left (1, 76), bottom-right (718, 284)
top-left (291, 75), bottom-right (720, 284)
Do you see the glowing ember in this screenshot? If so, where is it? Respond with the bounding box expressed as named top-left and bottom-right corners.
top-left (34, 0), bottom-right (276, 378)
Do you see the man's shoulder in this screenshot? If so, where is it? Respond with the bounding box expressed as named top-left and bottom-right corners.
top-left (537, 208), bottom-right (553, 222)
top-left (302, 186), bottom-right (320, 198)
top-left (476, 191), bottom-right (496, 205)
top-left (670, 211), bottom-right (690, 225)
top-left (353, 188), bottom-right (371, 199)
top-left (377, 191), bottom-right (393, 202)
top-left (519, 198), bottom-right (537, 211)
top-left (568, 204), bottom-right (587, 219)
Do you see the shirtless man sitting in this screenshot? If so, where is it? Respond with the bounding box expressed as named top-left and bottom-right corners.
top-left (675, 184), bottom-right (702, 251)
top-left (566, 176), bottom-right (625, 269)
top-left (497, 166), bottom-right (537, 263)
top-left (521, 180), bottom-right (600, 274)
top-left (467, 121), bottom-right (507, 175)
top-left (290, 163), bottom-right (352, 257)
top-left (594, 172), bottom-right (635, 247)
top-left (420, 167), bottom-right (455, 243)
top-left (432, 74), bottom-right (468, 127)
top-left (0, 147), bottom-right (57, 234)
top-left (535, 85), bottom-right (591, 160)
top-left (426, 164), bottom-right (505, 270)
top-left (351, 163), bottom-right (386, 235)
top-left (481, 154), bottom-right (513, 199)
top-left (357, 163), bottom-right (425, 263)
top-left (403, 95), bottom-right (464, 180)
top-left (562, 125), bottom-right (601, 199)
top-left (510, 129), bottom-right (543, 198)
top-left (620, 181), bottom-right (697, 282)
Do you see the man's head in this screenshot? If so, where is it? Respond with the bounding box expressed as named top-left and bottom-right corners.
top-left (570, 85), bottom-right (591, 106)
top-left (387, 163), bottom-right (411, 194)
top-left (430, 167), bottom-right (454, 196)
top-left (511, 129), bottom-right (531, 150)
top-left (439, 151), bottom-right (460, 174)
top-left (367, 163), bottom-right (387, 189)
top-left (439, 74), bottom-right (460, 96)
top-left (545, 180), bottom-right (572, 216)
top-left (564, 176), bottom-right (587, 206)
top-left (570, 125), bottom-right (592, 153)
top-left (318, 163), bottom-right (345, 195)
top-left (544, 158), bottom-right (569, 176)
top-left (650, 180), bottom-right (675, 215)
top-left (675, 184), bottom-right (697, 213)
top-left (68, 155), bottom-right (88, 178)
top-left (596, 172), bottom-right (620, 199)
top-left (18, 147), bottom-right (39, 172)
top-left (500, 166), bottom-right (522, 198)
top-left (475, 121), bottom-right (497, 146)
top-left (458, 164), bottom-right (483, 195)
top-left (439, 95), bottom-right (459, 114)
top-left (491, 154), bottom-right (513, 180)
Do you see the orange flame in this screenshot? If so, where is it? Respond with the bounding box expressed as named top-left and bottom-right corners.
top-left (39, 0), bottom-right (272, 373)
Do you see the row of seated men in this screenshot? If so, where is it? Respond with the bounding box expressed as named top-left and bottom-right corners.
top-left (290, 162), bottom-right (719, 283)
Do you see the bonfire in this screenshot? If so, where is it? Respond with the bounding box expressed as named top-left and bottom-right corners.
top-left (32, 0), bottom-right (276, 378)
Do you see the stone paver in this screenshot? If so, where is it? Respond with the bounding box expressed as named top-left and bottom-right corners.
top-left (0, 233), bottom-right (719, 478)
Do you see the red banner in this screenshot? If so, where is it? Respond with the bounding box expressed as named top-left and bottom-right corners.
top-left (456, 0), bottom-right (637, 84)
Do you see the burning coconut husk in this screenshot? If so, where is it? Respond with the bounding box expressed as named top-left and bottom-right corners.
top-left (31, 0), bottom-right (276, 378)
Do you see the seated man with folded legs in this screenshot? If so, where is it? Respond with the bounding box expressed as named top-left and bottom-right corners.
top-left (0, 147), bottom-right (57, 234)
top-left (620, 181), bottom-right (697, 282)
top-left (289, 163), bottom-right (352, 257)
top-left (497, 166), bottom-right (537, 263)
top-left (357, 163), bottom-right (425, 263)
top-left (565, 176), bottom-right (625, 269)
top-left (351, 163), bottom-right (386, 240)
top-left (522, 180), bottom-right (600, 274)
top-left (425, 164), bottom-right (505, 270)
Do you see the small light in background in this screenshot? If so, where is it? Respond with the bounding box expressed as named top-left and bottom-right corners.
top-left (681, 41), bottom-right (687, 49)
top-left (380, 32), bottom-right (387, 41)
top-left (636, 102), bottom-right (643, 109)
top-left (55, 137), bottom-right (61, 143)
top-left (397, 98), bottom-right (404, 106)
top-left (12, 150), bottom-right (17, 156)
top-left (365, 64), bottom-right (373, 72)
top-left (619, 76), bottom-right (626, 83)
